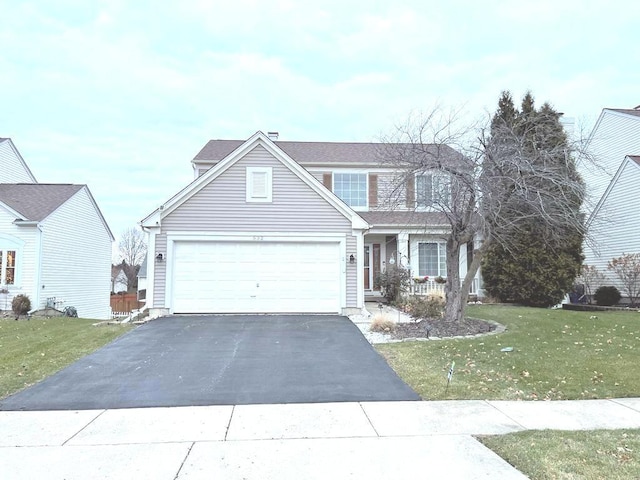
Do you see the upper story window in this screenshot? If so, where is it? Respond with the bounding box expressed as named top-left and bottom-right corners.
top-left (416, 173), bottom-right (450, 208)
top-left (0, 250), bottom-right (16, 285)
top-left (334, 173), bottom-right (367, 208)
top-left (246, 167), bottom-right (273, 203)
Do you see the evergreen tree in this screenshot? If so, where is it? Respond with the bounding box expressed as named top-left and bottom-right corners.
top-left (481, 92), bottom-right (585, 307)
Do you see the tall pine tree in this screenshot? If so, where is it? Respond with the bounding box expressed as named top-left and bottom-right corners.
top-left (481, 91), bottom-right (585, 307)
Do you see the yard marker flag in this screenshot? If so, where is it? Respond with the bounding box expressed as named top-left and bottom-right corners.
top-left (448, 361), bottom-right (455, 382)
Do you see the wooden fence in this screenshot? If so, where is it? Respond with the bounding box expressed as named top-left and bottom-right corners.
top-left (110, 293), bottom-right (143, 314)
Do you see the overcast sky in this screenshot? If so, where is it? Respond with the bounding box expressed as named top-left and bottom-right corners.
top-left (1, 0), bottom-right (638, 254)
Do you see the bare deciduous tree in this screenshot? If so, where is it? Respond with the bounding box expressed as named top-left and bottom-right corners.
top-left (118, 227), bottom-right (147, 290)
top-left (379, 105), bottom-right (589, 323)
top-left (607, 253), bottom-right (640, 306)
top-left (577, 264), bottom-right (606, 303)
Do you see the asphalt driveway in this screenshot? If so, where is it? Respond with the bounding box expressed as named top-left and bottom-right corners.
top-left (0, 315), bottom-right (419, 411)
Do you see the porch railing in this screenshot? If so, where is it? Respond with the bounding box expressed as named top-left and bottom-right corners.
top-left (409, 278), bottom-right (481, 296)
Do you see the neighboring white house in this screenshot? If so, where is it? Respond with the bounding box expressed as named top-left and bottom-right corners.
top-left (140, 131), bottom-right (480, 317)
top-left (0, 138), bottom-right (114, 319)
top-left (581, 107), bottom-right (640, 298)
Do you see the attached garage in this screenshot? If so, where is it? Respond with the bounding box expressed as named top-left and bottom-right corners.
top-left (170, 240), bottom-right (343, 314)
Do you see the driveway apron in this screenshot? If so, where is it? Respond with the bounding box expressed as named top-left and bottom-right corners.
top-left (0, 315), bottom-right (419, 410)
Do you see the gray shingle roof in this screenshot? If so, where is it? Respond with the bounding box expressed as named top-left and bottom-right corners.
top-left (194, 139), bottom-right (459, 166)
top-left (359, 211), bottom-right (449, 226)
top-left (609, 108), bottom-right (640, 117)
top-left (0, 184), bottom-right (83, 221)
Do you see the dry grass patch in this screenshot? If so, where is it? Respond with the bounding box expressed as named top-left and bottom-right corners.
top-left (370, 313), bottom-right (396, 333)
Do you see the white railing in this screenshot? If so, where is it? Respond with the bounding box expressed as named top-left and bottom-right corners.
top-left (410, 278), bottom-right (481, 296)
top-left (410, 280), bottom-right (446, 296)
top-left (111, 311), bottom-right (130, 319)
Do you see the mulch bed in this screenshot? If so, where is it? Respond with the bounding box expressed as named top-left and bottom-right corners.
top-left (392, 316), bottom-right (498, 339)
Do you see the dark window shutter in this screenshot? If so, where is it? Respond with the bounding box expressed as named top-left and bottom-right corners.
top-left (406, 176), bottom-right (415, 208)
top-left (368, 174), bottom-right (378, 207)
top-left (323, 173), bottom-right (332, 190)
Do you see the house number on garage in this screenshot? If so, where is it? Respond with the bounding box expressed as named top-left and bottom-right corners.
top-left (253, 236), bottom-right (264, 241)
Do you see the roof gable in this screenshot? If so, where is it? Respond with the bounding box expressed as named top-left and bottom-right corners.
top-left (0, 184), bottom-right (83, 221)
top-left (142, 131), bottom-right (368, 229)
top-left (0, 138), bottom-right (38, 183)
top-left (587, 155), bottom-right (640, 227)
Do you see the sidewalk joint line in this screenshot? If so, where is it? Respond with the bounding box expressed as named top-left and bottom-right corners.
top-left (62, 409), bottom-right (107, 446)
top-left (358, 402), bottom-right (381, 437)
top-left (224, 405), bottom-right (235, 441)
top-left (483, 400), bottom-right (528, 431)
top-left (173, 441), bottom-right (195, 480)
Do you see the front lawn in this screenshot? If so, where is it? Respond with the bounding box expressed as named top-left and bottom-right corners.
top-left (0, 317), bottom-right (133, 399)
top-left (376, 305), bottom-right (640, 400)
top-left (478, 429), bottom-right (640, 480)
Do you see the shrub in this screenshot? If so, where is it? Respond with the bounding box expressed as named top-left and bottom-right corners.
top-left (406, 295), bottom-right (445, 321)
top-left (376, 265), bottom-right (410, 304)
top-left (593, 286), bottom-right (621, 306)
top-left (369, 314), bottom-right (396, 333)
top-left (12, 294), bottom-right (31, 319)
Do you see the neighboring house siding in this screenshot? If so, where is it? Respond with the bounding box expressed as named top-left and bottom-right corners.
top-left (582, 111), bottom-right (640, 215)
top-left (39, 188), bottom-right (112, 319)
top-left (0, 207), bottom-right (39, 308)
top-left (0, 140), bottom-right (36, 183)
top-left (584, 160), bottom-right (640, 296)
top-left (158, 145), bottom-right (357, 309)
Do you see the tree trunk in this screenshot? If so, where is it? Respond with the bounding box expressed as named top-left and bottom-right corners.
top-left (444, 238), bottom-right (485, 323)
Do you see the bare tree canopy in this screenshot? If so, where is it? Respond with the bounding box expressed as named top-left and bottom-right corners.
top-left (380, 95), bottom-right (588, 323)
top-left (118, 227), bottom-right (147, 291)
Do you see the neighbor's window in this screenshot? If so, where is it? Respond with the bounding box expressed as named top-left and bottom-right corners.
top-left (334, 173), bottom-right (367, 208)
top-left (416, 173), bottom-right (450, 208)
top-left (418, 242), bottom-right (446, 277)
top-left (0, 250), bottom-right (16, 285)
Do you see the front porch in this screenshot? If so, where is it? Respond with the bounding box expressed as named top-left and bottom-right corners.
top-left (362, 231), bottom-right (482, 301)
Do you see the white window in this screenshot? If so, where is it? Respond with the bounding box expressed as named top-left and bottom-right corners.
top-left (246, 167), bottom-right (272, 203)
top-left (418, 242), bottom-right (446, 277)
top-left (334, 173), bottom-right (367, 208)
top-left (0, 250), bottom-right (16, 286)
top-left (416, 173), bottom-right (450, 208)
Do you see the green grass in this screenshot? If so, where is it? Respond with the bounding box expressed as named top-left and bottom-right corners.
top-left (478, 429), bottom-right (640, 480)
top-left (0, 317), bottom-right (134, 399)
top-left (376, 305), bottom-right (640, 400)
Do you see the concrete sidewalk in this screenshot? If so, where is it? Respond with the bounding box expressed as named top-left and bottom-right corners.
top-left (1, 398), bottom-right (639, 479)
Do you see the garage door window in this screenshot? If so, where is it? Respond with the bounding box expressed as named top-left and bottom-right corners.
top-left (246, 167), bottom-right (272, 202)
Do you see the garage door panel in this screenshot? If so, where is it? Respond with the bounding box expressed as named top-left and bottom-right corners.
top-left (171, 241), bottom-right (341, 314)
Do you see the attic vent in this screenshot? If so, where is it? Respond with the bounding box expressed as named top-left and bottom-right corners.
top-left (268, 131), bottom-right (279, 140)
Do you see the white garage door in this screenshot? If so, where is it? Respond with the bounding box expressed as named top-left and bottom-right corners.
top-left (171, 241), bottom-right (342, 313)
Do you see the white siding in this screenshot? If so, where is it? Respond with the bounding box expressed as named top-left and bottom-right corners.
top-left (0, 206), bottom-right (39, 309)
top-left (39, 188), bottom-right (112, 319)
top-left (584, 159), bottom-right (640, 297)
top-left (582, 111), bottom-right (640, 215)
top-left (157, 145), bottom-right (358, 309)
top-left (0, 140), bottom-right (36, 183)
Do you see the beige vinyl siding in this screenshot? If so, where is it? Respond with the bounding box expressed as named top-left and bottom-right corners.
top-left (0, 206), bottom-right (39, 307)
top-left (583, 111), bottom-right (640, 215)
top-left (153, 234), bottom-right (167, 307)
top-left (0, 141), bottom-right (36, 183)
top-left (39, 188), bottom-right (112, 319)
top-left (346, 235), bottom-right (357, 304)
top-left (584, 159), bottom-right (640, 298)
top-left (163, 146), bottom-right (352, 232)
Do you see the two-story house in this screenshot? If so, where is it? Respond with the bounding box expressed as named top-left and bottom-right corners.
top-left (140, 131), bottom-right (479, 316)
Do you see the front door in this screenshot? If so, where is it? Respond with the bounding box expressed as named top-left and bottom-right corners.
top-left (364, 244), bottom-right (373, 290)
